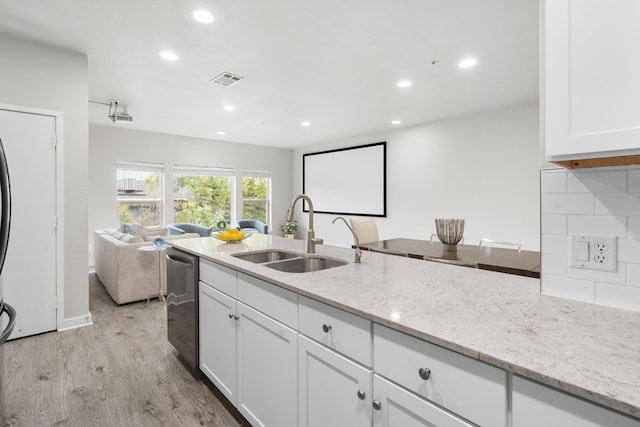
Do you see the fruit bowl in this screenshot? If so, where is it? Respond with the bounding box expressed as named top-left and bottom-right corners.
top-left (214, 230), bottom-right (253, 243)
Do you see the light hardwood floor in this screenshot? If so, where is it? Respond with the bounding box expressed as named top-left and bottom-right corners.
top-left (3, 273), bottom-right (247, 427)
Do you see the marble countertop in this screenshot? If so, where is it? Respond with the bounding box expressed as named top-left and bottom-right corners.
top-left (171, 234), bottom-right (640, 419)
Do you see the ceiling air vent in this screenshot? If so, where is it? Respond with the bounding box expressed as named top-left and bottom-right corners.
top-left (210, 72), bottom-right (244, 87)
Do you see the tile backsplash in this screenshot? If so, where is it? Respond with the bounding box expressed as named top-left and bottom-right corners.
top-left (541, 165), bottom-right (640, 312)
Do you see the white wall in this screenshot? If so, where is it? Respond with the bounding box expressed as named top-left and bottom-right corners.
top-left (88, 125), bottom-right (293, 262)
top-left (0, 33), bottom-right (89, 323)
top-left (541, 166), bottom-right (640, 312)
top-left (292, 102), bottom-right (541, 251)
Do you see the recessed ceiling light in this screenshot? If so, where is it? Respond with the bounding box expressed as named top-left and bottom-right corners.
top-left (216, 131), bottom-right (225, 135)
top-left (193, 10), bottom-right (214, 24)
top-left (301, 121), bottom-right (311, 126)
top-left (397, 80), bottom-right (412, 88)
top-left (160, 51), bottom-right (179, 61)
top-left (223, 105), bottom-right (235, 111)
top-left (391, 120), bottom-right (402, 125)
top-left (458, 58), bottom-right (478, 69)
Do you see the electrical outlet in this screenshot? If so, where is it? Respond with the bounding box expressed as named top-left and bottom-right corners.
top-left (594, 241), bottom-right (608, 252)
top-left (570, 235), bottom-right (617, 272)
top-left (594, 254), bottom-right (608, 264)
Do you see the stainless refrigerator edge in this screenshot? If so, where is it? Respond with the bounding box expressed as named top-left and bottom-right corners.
top-left (0, 138), bottom-right (18, 416)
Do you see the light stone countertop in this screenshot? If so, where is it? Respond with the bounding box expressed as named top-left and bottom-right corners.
top-left (171, 234), bottom-right (640, 419)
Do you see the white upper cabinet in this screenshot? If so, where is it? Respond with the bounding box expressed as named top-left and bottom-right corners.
top-left (544, 0), bottom-right (640, 166)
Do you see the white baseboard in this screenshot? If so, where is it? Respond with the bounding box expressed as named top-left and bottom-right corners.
top-left (58, 311), bottom-right (93, 331)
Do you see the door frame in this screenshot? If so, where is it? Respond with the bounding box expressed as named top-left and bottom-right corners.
top-left (0, 102), bottom-right (65, 332)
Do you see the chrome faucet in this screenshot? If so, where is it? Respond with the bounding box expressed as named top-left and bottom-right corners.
top-left (332, 216), bottom-right (362, 263)
top-left (286, 194), bottom-right (323, 254)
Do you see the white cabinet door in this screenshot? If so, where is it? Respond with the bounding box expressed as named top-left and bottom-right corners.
top-left (372, 375), bottom-right (473, 427)
top-left (198, 282), bottom-right (238, 405)
top-left (299, 335), bottom-right (372, 427)
top-left (512, 376), bottom-right (640, 427)
top-left (545, 0), bottom-right (640, 161)
top-left (237, 302), bottom-right (298, 427)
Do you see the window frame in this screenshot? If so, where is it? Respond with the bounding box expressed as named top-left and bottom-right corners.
top-left (116, 161), bottom-right (164, 227)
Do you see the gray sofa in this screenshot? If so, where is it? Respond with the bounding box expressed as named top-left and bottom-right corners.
top-left (94, 228), bottom-right (199, 304)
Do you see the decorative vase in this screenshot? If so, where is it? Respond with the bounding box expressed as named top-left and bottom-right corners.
top-left (153, 235), bottom-right (165, 249)
top-left (435, 218), bottom-right (465, 251)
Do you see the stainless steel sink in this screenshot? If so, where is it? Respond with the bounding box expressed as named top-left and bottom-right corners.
top-left (232, 249), bottom-right (348, 273)
top-left (232, 250), bottom-right (300, 263)
top-left (265, 256), bottom-right (348, 273)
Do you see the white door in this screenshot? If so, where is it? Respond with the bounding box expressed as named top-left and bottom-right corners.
top-left (372, 375), bottom-right (474, 427)
top-left (299, 335), bottom-right (372, 427)
top-left (0, 108), bottom-right (57, 339)
top-left (198, 282), bottom-right (237, 405)
top-left (237, 302), bottom-right (297, 427)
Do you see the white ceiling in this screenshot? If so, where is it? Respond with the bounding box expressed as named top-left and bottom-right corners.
top-left (0, 0), bottom-right (539, 149)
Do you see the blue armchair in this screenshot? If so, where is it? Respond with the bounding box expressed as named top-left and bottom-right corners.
top-left (235, 219), bottom-right (268, 234)
top-left (167, 223), bottom-right (212, 237)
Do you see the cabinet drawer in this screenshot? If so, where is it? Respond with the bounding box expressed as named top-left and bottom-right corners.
top-left (237, 272), bottom-right (298, 328)
top-left (374, 324), bottom-right (507, 427)
top-left (513, 375), bottom-right (640, 427)
top-left (299, 295), bottom-right (372, 367)
top-left (200, 259), bottom-right (237, 297)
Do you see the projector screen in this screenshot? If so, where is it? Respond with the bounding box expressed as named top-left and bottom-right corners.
top-left (303, 142), bottom-right (386, 217)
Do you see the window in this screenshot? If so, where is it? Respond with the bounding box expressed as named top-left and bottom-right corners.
top-left (242, 171), bottom-right (271, 225)
top-left (174, 165), bottom-right (234, 232)
top-left (117, 162), bottom-right (164, 226)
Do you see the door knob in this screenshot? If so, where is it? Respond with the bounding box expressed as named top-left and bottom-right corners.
top-left (357, 389), bottom-right (366, 400)
top-left (322, 323), bottom-right (332, 333)
top-left (372, 400), bottom-right (382, 411)
top-left (228, 313), bottom-right (234, 319)
top-left (418, 367), bottom-right (431, 380)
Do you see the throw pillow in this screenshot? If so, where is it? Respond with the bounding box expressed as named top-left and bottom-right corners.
top-left (119, 234), bottom-right (144, 243)
top-left (137, 225), bottom-right (167, 239)
top-left (120, 222), bottom-right (139, 236)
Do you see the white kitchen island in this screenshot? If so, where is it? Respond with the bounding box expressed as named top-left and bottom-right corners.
top-left (171, 234), bottom-right (640, 426)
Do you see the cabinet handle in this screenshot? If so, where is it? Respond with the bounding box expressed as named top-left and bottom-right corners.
top-left (357, 389), bottom-right (366, 400)
top-left (234, 315), bottom-right (240, 320)
top-left (418, 367), bottom-right (431, 380)
top-left (372, 400), bottom-right (382, 411)
top-left (228, 313), bottom-right (234, 319)
top-left (322, 323), bottom-right (332, 333)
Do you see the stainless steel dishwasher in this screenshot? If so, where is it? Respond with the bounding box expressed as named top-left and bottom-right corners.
top-left (166, 246), bottom-right (199, 370)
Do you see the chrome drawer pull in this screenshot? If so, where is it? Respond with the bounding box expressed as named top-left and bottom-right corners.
top-left (418, 367), bottom-right (431, 380)
top-left (322, 323), bottom-right (332, 333)
top-left (372, 400), bottom-right (382, 411)
top-left (357, 389), bottom-right (366, 400)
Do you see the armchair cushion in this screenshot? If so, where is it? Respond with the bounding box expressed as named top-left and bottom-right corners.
top-left (167, 223), bottom-right (212, 237)
top-left (236, 219), bottom-right (268, 234)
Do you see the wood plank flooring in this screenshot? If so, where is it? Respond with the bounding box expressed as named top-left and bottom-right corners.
top-left (3, 273), bottom-right (247, 427)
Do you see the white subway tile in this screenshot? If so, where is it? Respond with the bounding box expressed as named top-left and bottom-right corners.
top-left (627, 263), bottom-right (640, 288)
top-left (567, 215), bottom-right (627, 237)
top-left (542, 275), bottom-right (594, 303)
top-left (541, 234), bottom-right (569, 256)
top-left (541, 214), bottom-right (567, 235)
top-left (541, 170), bottom-right (567, 193)
top-left (628, 169), bottom-right (640, 192)
top-left (541, 253), bottom-right (567, 276)
top-left (595, 193), bottom-right (640, 216)
top-left (541, 193), bottom-right (594, 214)
top-left (567, 170), bottom-right (627, 193)
top-left (618, 239), bottom-right (640, 264)
top-left (567, 263), bottom-right (626, 285)
top-left (595, 283), bottom-right (640, 312)
top-left (629, 216), bottom-right (640, 239)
